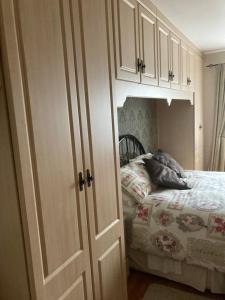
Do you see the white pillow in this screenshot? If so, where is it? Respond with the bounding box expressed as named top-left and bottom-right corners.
top-left (120, 161), bottom-right (155, 203)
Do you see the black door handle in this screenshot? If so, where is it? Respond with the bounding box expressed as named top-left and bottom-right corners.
top-left (187, 77), bottom-right (192, 85)
top-left (141, 62), bottom-right (146, 73)
top-left (87, 169), bottom-right (94, 187)
top-left (79, 172), bottom-right (85, 191)
top-left (137, 58), bottom-right (143, 72)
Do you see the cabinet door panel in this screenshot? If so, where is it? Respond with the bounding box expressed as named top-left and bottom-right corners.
top-left (80, 0), bottom-right (127, 299)
top-left (58, 276), bottom-right (85, 300)
top-left (113, 0), bottom-right (140, 82)
top-left (139, 5), bottom-right (158, 86)
top-left (188, 50), bottom-right (195, 90)
top-left (157, 21), bottom-right (170, 88)
top-left (98, 241), bottom-right (124, 300)
top-left (0, 0), bottom-right (92, 299)
top-left (170, 33), bottom-right (181, 89)
top-left (194, 56), bottom-right (203, 170)
top-left (181, 41), bottom-right (188, 90)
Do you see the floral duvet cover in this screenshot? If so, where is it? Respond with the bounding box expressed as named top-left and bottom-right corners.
top-left (124, 171), bottom-right (225, 272)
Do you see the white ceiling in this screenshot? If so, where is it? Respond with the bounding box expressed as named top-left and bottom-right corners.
top-left (151, 0), bottom-right (225, 52)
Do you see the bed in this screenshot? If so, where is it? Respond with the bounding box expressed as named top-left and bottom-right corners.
top-left (119, 134), bottom-right (225, 294)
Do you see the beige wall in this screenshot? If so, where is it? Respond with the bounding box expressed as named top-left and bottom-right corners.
top-left (203, 51), bottom-right (225, 169)
top-left (157, 100), bottom-right (195, 170)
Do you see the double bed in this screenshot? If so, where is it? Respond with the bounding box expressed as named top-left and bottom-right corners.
top-left (119, 134), bottom-right (225, 294)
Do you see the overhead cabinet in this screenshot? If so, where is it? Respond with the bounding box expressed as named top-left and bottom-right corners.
top-left (154, 20), bottom-right (181, 90)
top-left (188, 50), bottom-right (195, 90)
top-left (170, 32), bottom-right (181, 89)
top-left (112, 0), bottom-right (199, 93)
top-left (180, 41), bottom-right (189, 90)
top-left (138, 4), bottom-right (158, 85)
top-left (113, 0), bottom-right (158, 85)
top-left (181, 41), bottom-right (195, 91)
top-left (157, 20), bottom-right (170, 88)
top-left (113, 0), bottom-right (140, 82)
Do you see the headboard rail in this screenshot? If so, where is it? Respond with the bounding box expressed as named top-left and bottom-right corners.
top-left (119, 134), bottom-right (145, 166)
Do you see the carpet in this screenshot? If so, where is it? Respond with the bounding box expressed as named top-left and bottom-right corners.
top-left (143, 283), bottom-right (213, 300)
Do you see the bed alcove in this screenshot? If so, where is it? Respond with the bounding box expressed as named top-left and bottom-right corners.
top-left (118, 97), bottom-right (197, 170)
top-left (118, 101), bottom-right (225, 296)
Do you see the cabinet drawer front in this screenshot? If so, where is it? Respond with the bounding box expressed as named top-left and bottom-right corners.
top-left (113, 0), bottom-right (140, 82)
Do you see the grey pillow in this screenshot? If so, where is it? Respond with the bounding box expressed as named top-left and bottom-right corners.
top-left (153, 150), bottom-right (186, 178)
top-left (143, 158), bottom-right (191, 190)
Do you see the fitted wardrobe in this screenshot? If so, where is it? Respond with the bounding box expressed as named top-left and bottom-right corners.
top-left (0, 0), bottom-right (204, 299)
top-left (0, 1), bottom-right (127, 300)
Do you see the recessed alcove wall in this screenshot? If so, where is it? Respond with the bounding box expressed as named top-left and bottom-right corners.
top-left (157, 99), bottom-right (195, 169)
top-left (117, 97), bottom-right (195, 169)
top-left (117, 98), bottom-right (158, 153)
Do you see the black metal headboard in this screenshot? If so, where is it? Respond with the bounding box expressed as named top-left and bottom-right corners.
top-left (119, 134), bottom-right (146, 166)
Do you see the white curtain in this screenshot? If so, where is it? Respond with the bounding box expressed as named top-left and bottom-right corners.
top-left (210, 64), bottom-right (225, 171)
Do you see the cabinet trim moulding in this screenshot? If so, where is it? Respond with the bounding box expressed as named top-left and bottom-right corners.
top-left (135, 0), bottom-right (202, 57)
top-left (156, 9), bottom-right (202, 57)
top-left (115, 80), bottom-right (194, 107)
top-left (137, 0), bottom-right (157, 16)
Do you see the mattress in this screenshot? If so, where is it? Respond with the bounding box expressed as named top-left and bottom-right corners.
top-left (128, 248), bottom-right (225, 293)
top-left (123, 170), bottom-right (225, 292)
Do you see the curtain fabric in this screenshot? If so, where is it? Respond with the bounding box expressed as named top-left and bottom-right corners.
top-left (210, 64), bottom-right (225, 171)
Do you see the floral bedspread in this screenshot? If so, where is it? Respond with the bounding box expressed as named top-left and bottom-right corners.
top-left (124, 171), bottom-right (225, 272)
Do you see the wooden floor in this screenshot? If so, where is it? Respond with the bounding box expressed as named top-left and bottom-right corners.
top-left (127, 270), bottom-right (224, 300)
